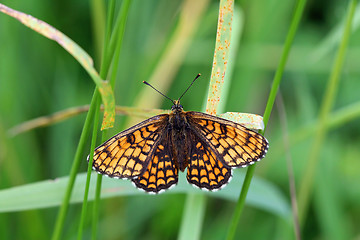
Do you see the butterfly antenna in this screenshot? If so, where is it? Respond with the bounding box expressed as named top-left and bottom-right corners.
top-left (143, 81), bottom-right (176, 105)
top-left (178, 73), bottom-right (201, 101)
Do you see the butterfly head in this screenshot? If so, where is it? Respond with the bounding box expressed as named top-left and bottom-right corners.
top-left (171, 100), bottom-right (183, 112)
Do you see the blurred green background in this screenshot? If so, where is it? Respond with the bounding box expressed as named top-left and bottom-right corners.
top-left (1, 0), bottom-right (360, 239)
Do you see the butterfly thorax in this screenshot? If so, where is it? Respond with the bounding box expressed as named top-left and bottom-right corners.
top-left (169, 101), bottom-right (190, 172)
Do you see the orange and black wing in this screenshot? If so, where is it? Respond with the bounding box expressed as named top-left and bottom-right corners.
top-left (187, 111), bottom-right (268, 168)
top-left (186, 132), bottom-right (232, 190)
top-left (132, 132), bottom-right (178, 193)
top-left (89, 114), bottom-right (168, 179)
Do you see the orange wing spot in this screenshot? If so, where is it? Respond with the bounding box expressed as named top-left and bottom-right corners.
top-left (102, 157), bottom-right (111, 166)
top-left (109, 141), bottom-right (118, 151)
top-left (223, 155), bottom-right (233, 164)
top-left (149, 175), bottom-right (156, 183)
top-left (142, 130), bottom-right (151, 138)
top-left (111, 146), bottom-right (120, 154)
top-left (165, 161), bottom-right (172, 167)
top-left (146, 140), bottom-right (155, 146)
top-left (167, 177), bottom-right (176, 184)
top-left (213, 122), bottom-right (222, 134)
top-left (209, 172), bottom-right (216, 180)
top-left (147, 125), bottom-right (158, 132)
top-left (123, 169), bottom-right (132, 176)
top-left (128, 160), bottom-right (136, 169)
top-left (134, 163), bottom-right (142, 172)
top-left (249, 136), bottom-right (260, 145)
top-left (247, 142), bottom-right (256, 150)
top-left (143, 144), bottom-right (151, 153)
top-left (120, 141), bottom-right (130, 149)
top-left (191, 169), bottom-right (198, 175)
top-left (97, 146), bottom-right (105, 152)
top-left (228, 148), bottom-right (237, 158)
top-left (123, 148), bottom-right (133, 158)
top-left (206, 164), bottom-right (212, 171)
top-left (157, 171), bottom-right (164, 178)
top-left (191, 176), bottom-right (199, 182)
top-left (138, 153), bottom-right (147, 162)
top-left (100, 152), bottom-right (107, 160)
top-left (115, 148), bottom-right (126, 159)
top-left (217, 145), bottom-right (225, 154)
top-left (217, 175), bottom-right (224, 182)
top-left (214, 168), bottom-right (220, 175)
top-left (219, 138), bottom-right (229, 148)
top-left (132, 148), bottom-right (141, 158)
top-left (206, 124), bottom-right (214, 131)
top-left (157, 179), bottom-right (166, 185)
top-left (200, 169), bottom-right (207, 176)
top-left (142, 171), bottom-right (149, 178)
top-left (137, 140), bottom-right (145, 148)
top-left (210, 181), bottom-right (217, 186)
top-left (200, 177), bottom-right (209, 184)
top-left (235, 128), bottom-right (249, 139)
top-left (210, 138), bottom-right (219, 146)
top-left (226, 138), bottom-right (236, 146)
top-left (198, 160), bottom-right (205, 167)
top-left (166, 170), bottom-right (173, 177)
top-left (114, 165), bottom-right (124, 174)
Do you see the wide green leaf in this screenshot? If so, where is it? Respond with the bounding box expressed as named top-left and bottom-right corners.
top-left (0, 171), bottom-right (290, 218)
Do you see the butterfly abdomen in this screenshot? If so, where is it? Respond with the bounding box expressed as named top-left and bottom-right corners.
top-left (168, 111), bottom-right (191, 172)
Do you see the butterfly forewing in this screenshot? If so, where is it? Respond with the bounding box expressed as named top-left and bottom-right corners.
top-left (187, 111), bottom-right (268, 168)
top-left (90, 114), bottom-right (169, 179)
top-left (187, 132), bottom-right (232, 190)
top-left (132, 133), bottom-right (178, 193)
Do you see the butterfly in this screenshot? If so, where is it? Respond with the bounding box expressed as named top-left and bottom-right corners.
top-left (88, 74), bottom-right (269, 194)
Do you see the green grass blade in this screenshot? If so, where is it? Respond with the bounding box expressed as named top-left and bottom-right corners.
top-left (178, 1), bottom-right (236, 240)
top-left (51, 91), bottom-right (99, 240)
top-left (90, 1), bottom-right (132, 238)
top-left (298, 0), bottom-right (358, 224)
top-left (226, 0), bottom-right (308, 239)
top-left (77, 97), bottom-right (101, 240)
top-left (0, 3), bottom-right (115, 130)
top-left (178, 194), bottom-right (206, 240)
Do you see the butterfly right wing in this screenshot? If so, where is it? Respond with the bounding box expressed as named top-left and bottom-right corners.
top-left (186, 111), bottom-right (268, 168)
top-left (186, 132), bottom-right (232, 191)
top-left (89, 114), bottom-right (169, 179)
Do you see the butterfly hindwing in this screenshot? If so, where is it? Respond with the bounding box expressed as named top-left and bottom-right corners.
top-left (187, 111), bottom-right (268, 168)
top-left (187, 132), bottom-right (232, 190)
top-left (90, 114), bottom-right (168, 179)
top-left (132, 131), bottom-right (179, 193)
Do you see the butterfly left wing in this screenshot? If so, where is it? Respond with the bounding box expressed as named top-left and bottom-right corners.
top-left (132, 132), bottom-right (179, 193)
top-left (89, 114), bottom-right (168, 179)
top-left (186, 111), bottom-right (268, 168)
